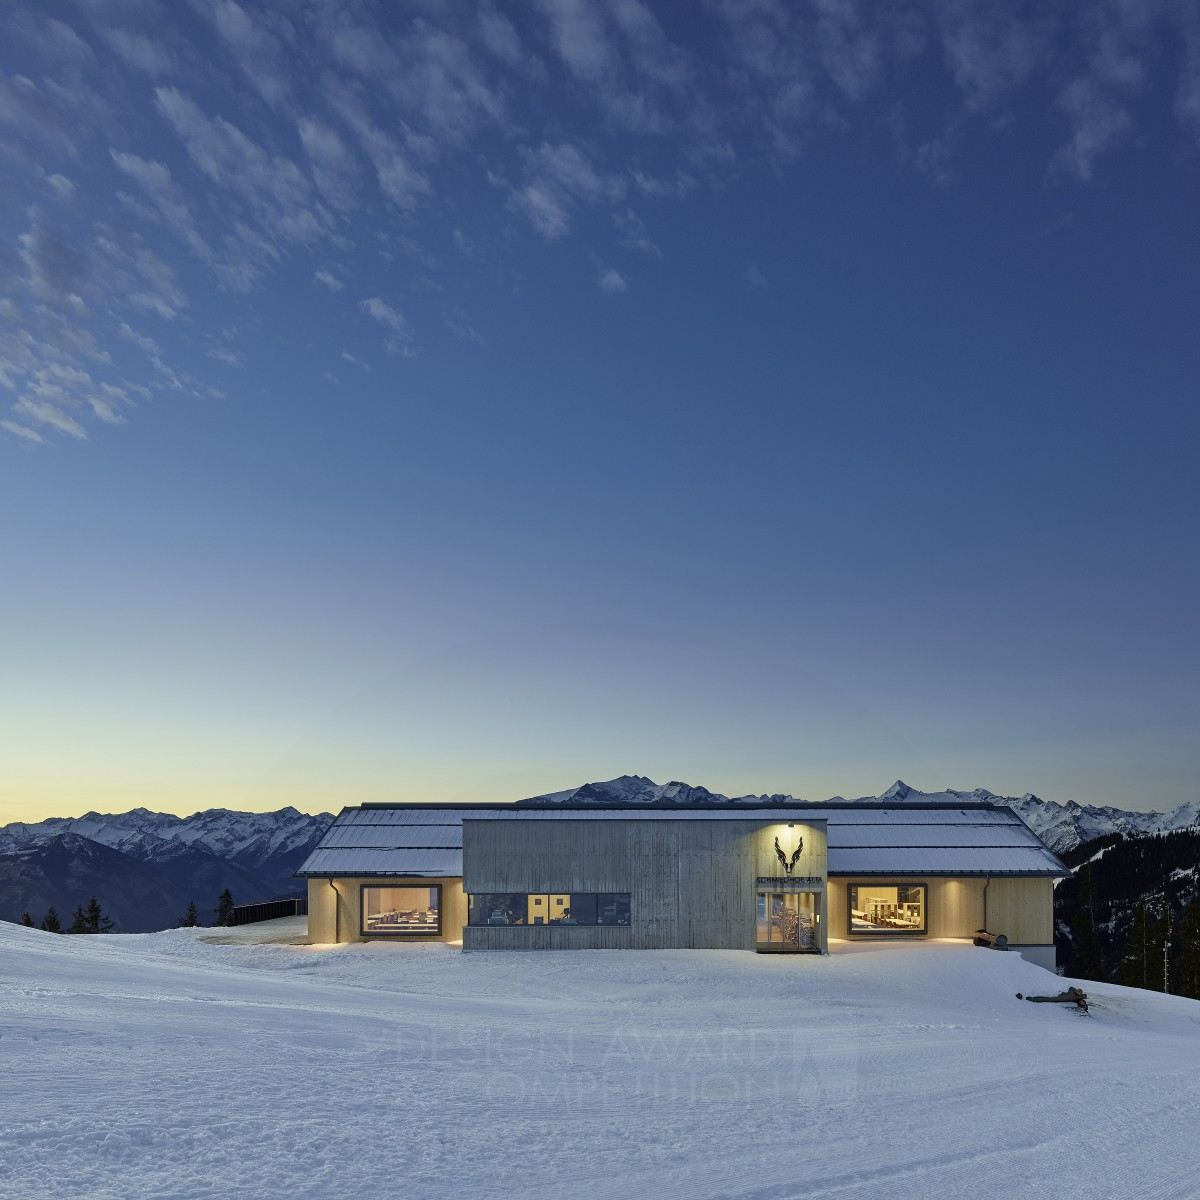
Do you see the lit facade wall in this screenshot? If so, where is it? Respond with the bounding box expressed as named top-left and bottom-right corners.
top-left (461, 817), bottom-right (829, 952)
top-left (306, 876), bottom-right (466, 945)
top-left (827, 876), bottom-right (1054, 946)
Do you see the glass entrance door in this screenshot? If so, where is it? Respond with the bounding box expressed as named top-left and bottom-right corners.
top-left (756, 892), bottom-right (818, 952)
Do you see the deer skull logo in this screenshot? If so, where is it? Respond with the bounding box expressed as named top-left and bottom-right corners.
top-left (774, 835), bottom-right (803, 876)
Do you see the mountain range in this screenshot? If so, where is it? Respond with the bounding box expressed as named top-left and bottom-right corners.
top-left (0, 807), bottom-right (332, 933)
top-left (518, 775), bottom-right (1200, 855)
top-left (4, 777), bottom-right (1197, 931)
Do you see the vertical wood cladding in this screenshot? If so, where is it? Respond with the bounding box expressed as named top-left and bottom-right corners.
top-left (306, 876), bottom-right (466, 945)
top-left (826, 876), bottom-right (1053, 944)
top-left (461, 817), bottom-right (828, 951)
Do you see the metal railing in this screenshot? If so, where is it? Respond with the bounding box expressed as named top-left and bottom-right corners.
top-left (228, 897), bottom-right (307, 926)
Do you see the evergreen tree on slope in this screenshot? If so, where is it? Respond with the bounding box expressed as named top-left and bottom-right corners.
top-left (1071, 865), bottom-right (1105, 982)
top-left (1178, 892), bottom-right (1200, 1001)
top-left (85, 896), bottom-right (115, 934)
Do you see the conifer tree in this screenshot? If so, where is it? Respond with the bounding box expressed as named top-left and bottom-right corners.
top-left (216, 888), bottom-right (235, 926)
top-left (1116, 895), bottom-right (1171, 992)
top-left (40, 907), bottom-right (62, 933)
top-left (179, 900), bottom-right (200, 928)
top-left (1146, 901), bottom-right (1169, 993)
top-left (67, 904), bottom-right (89, 935)
top-left (1071, 865), bottom-right (1104, 981)
top-left (84, 896), bottom-right (115, 934)
top-left (1178, 892), bottom-right (1200, 1001)
top-left (21, 912), bottom-right (34, 927)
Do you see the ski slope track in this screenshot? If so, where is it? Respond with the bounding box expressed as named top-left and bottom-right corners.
top-left (2, 922), bottom-right (1199, 1200)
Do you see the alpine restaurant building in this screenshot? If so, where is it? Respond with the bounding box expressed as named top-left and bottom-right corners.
top-left (294, 801), bottom-right (1066, 969)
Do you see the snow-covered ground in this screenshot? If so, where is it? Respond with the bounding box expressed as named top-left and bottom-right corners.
top-left (3, 923), bottom-right (1199, 1200)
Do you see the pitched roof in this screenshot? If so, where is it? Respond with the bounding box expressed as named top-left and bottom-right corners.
top-left (295, 802), bottom-right (1067, 879)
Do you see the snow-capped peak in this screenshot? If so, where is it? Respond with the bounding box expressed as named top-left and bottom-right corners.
top-left (517, 775), bottom-right (1199, 854)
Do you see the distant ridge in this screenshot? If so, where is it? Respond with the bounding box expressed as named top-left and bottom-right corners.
top-left (0, 806), bottom-right (333, 932)
top-left (518, 776), bottom-right (1200, 855)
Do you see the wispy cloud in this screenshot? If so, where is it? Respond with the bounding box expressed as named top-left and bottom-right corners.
top-left (613, 208), bottom-right (660, 256)
top-left (743, 264), bottom-right (768, 289)
top-left (0, 419), bottom-right (46, 444)
top-left (322, 79), bottom-right (431, 211)
top-left (297, 116), bottom-right (361, 212)
top-left (511, 142), bottom-right (626, 238)
top-left (359, 298), bottom-right (416, 356)
top-left (6, 0), bottom-right (1200, 452)
top-left (110, 150), bottom-right (210, 260)
top-left (205, 0), bottom-right (293, 112)
top-left (596, 265), bottom-right (628, 295)
top-left (45, 172), bottom-right (75, 200)
top-left (118, 323), bottom-right (162, 356)
top-left (154, 86), bottom-right (324, 245)
top-left (99, 27), bottom-right (174, 78)
top-left (13, 395), bottom-right (87, 440)
top-left (1053, 78), bottom-right (1133, 182)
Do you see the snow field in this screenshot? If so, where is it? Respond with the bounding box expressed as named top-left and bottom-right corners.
top-left (2, 923), bottom-right (1199, 1200)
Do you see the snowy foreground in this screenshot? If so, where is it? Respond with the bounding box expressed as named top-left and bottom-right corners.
top-left (3, 925), bottom-right (1200, 1200)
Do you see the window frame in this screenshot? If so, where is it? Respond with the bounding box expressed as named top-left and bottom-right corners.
top-left (846, 883), bottom-right (928, 936)
top-left (359, 882), bottom-right (443, 938)
top-left (466, 892), bottom-right (631, 928)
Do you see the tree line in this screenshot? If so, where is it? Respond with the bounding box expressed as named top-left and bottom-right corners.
top-left (21, 888), bottom-right (237, 934)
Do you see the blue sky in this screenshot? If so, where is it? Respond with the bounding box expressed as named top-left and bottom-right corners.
top-left (2, 1), bottom-right (1198, 820)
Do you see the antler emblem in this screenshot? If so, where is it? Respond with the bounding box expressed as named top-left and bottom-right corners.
top-left (774, 835), bottom-right (804, 876)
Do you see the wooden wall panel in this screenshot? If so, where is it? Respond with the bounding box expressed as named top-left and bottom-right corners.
top-left (827, 876), bottom-right (1052, 944)
top-left (985, 877), bottom-right (1053, 944)
top-left (462, 818), bottom-right (828, 952)
top-left (307, 879), bottom-right (336, 944)
top-left (308, 876), bottom-right (466, 944)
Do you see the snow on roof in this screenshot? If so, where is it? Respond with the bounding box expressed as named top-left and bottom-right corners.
top-left (297, 847), bottom-right (463, 877)
top-left (294, 803), bottom-right (1067, 878)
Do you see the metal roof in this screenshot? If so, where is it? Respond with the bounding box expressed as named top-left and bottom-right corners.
top-left (461, 807), bottom-right (829, 823)
top-left (827, 846), bottom-right (1063, 876)
top-left (317, 822), bottom-right (464, 849)
top-left (294, 802), bottom-right (1067, 878)
top-left (298, 847), bottom-right (463, 878)
top-left (828, 824), bottom-right (1039, 849)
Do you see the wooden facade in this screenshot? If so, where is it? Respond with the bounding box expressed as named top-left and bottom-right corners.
top-left (461, 817), bottom-right (828, 952)
top-left (307, 876), bottom-right (466, 945)
top-left (826, 875), bottom-right (1053, 945)
top-left (300, 805), bottom-right (1061, 967)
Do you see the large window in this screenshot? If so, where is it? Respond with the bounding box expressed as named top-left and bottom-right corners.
top-left (361, 885), bottom-right (441, 937)
top-left (848, 885), bottom-right (926, 934)
top-left (468, 893), bottom-right (630, 927)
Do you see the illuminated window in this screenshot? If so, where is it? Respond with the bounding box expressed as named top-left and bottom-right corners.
top-left (847, 885), bottom-right (926, 934)
top-left (360, 885), bottom-right (441, 937)
top-left (467, 893), bottom-right (629, 926)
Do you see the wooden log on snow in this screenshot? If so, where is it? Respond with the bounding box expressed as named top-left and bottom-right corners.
top-left (1015, 987), bottom-right (1088, 1011)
